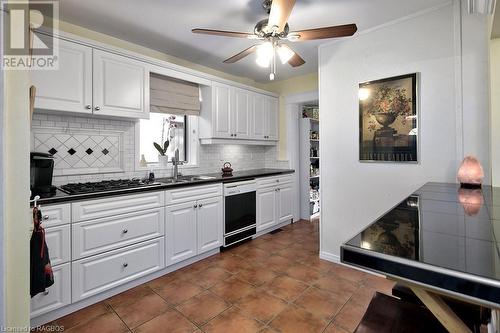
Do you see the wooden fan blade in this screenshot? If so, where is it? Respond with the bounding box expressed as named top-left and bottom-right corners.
top-left (281, 45), bottom-right (305, 67)
top-left (192, 28), bottom-right (254, 39)
top-left (292, 24), bottom-right (357, 40)
top-left (268, 0), bottom-right (296, 33)
top-left (223, 45), bottom-right (258, 63)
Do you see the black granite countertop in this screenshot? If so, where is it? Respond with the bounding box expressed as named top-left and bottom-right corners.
top-left (341, 182), bottom-right (500, 307)
top-left (33, 168), bottom-right (294, 205)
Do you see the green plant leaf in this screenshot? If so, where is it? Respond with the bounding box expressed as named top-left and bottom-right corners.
top-left (163, 140), bottom-right (169, 151)
top-left (153, 142), bottom-right (165, 155)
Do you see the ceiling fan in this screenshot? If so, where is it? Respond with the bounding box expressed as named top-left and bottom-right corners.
top-left (192, 0), bottom-right (357, 80)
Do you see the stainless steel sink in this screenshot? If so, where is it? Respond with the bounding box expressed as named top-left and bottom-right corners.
top-left (179, 175), bottom-right (216, 182)
top-left (158, 178), bottom-right (189, 184)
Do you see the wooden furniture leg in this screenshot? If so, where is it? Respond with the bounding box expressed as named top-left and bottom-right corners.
top-left (409, 286), bottom-right (472, 333)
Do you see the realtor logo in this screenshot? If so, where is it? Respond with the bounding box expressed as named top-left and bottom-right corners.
top-left (1, 0), bottom-right (59, 70)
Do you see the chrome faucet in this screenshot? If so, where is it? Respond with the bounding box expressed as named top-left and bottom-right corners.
top-left (171, 148), bottom-right (185, 180)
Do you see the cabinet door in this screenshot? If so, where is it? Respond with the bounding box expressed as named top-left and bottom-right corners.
top-left (233, 88), bottom-right (251, 139)
top-left (165, 202), bottom-right (197, 265)
top-left (32, 39), bottom-right (92, 114)
top-left (278, 183), bottom-right (293, 223)
top-left (252, 93), bottom-right (267, 139)
top-left (267, 97), bottom-right (279, 141)
top-left (257, 187), bottom-right (277, 232)
top-left (93, 49), bottom-right (149, 119)
top-left (197, 197), bottom-right (223, 254)
top-left (212, 83), bottom-right (232, 138)
top-left (31, 263), bottom-right (71, 318)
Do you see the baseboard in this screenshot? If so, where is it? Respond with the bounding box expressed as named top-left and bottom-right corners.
top-left (319, 251), bottom-right (341, 263)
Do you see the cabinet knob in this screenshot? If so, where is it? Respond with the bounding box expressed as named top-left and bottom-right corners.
top-left (42, 215), bottom-right (49, 221)
top-left (94, 106), bottom-right (101, 111)
top-left (85, 104), bottom-right (92, 110)
top-left (43, 290), bottom-right (49, 296)
top-left (122, 229), bottom-right (128, 234)
top-left (194, 204), bottom-right (198, 209)
top-left (234, 134), bottom-right (237, 137)
top-left (123, 263), bottom-right (128, 268)
top-left (199, 204), bottom-right (203, 208)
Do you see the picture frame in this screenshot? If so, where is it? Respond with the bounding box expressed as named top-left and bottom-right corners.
top-left (359, 73), bottom-right (418, 163)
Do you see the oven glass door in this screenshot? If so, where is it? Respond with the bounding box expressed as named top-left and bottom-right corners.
top-left (225, 192), bottom-right (256, 234)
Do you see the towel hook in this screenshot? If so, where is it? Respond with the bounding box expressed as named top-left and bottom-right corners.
top-left (30, 195), bottom-right (41, 209)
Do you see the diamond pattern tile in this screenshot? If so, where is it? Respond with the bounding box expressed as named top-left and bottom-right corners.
top-left (32, 129), bottom-right (124, 174)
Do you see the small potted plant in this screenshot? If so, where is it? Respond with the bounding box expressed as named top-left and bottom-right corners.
top-left (153, 115), bottom-right (176, 167)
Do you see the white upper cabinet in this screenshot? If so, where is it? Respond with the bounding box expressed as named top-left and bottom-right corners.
top-left (93, 50), bottom-right (149, 119)
top-left (232, 88), bottom-right (251, 139)
top-left (32, 39), bottom-right (93, 114)
top-left (252, 93), bottom-right (267, 140)
top-left (267, 96), bottom-right (279, 141)
top-left (212, 83), bottom-right (232, 138)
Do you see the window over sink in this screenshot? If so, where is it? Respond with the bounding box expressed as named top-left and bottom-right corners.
top-left (136, 112), bottom-right (199, 170)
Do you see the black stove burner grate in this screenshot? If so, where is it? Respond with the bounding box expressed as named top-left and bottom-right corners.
top-left (59, 179), bottom-right (157, 195)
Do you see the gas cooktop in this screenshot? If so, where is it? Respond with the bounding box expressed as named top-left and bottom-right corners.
top-left (58, 179), bottom-right (161, 195)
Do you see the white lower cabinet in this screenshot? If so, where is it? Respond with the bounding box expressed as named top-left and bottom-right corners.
top-left (256, 175), bottom-right (294, 232)
top-left (72, 207), bottom-right (165, 259)
top-left (72, 238), bottom-right (164, 302)
top-left (165, 202), bottom-right (198, 265)
top-left (165, 194), bottom-right (223, 266)
top-left (197, 197), bottom-right (223, 254)
top-left (256, 187), bottom-right (277, 232)
top-left (31, 263), bottom-right (71, 318)
top-left (44, 225), bottom-right (71, 266)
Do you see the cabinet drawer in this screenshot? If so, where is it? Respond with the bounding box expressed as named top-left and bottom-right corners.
top-left (72, 208), bottom-right (165, 259)
top-left (31, 263), bottom-right (71, 318)
top-left (39, 204), bottom-right (71, 228)
top-left (165, 184), bottom-right (222, 205)
top-left (45, 225), bottom-right (71, 266)
top-left (257, 175), bottom-right (292, 189)
top-left (72, 191), bottom-right (164, 222)
top-left (72, 238), bottom-right (164, 302)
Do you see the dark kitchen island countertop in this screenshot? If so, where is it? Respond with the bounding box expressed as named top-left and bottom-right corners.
top-left (33, 168), bottom-right (295, 205)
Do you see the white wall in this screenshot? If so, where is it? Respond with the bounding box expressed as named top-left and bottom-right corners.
top-left (318, 1), bottom-right (491, 259)
top-left (0, 9), bottom-right (5, 327)
top-left (491, 38), bottom-right (500, 186)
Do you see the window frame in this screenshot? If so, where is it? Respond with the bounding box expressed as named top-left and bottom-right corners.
top-left (134, 115), bottom-right (199, 171)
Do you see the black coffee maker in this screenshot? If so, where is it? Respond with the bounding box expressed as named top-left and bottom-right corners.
top-left (30, 152), bottom-right (56, 195)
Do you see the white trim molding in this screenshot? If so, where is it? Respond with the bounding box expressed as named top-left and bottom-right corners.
top-left (319, 251), bottom-right (340, 263)
top-left (467, 0), bottom-right (496, 14)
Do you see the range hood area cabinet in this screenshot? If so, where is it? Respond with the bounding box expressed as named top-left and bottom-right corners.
top-left (32, 38), bottom-right (150, 119)
top-left (198, 82), bottom-right (278, 144)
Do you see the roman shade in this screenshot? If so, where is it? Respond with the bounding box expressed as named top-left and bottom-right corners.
top-left (150, 74), bottom-right (201, 116)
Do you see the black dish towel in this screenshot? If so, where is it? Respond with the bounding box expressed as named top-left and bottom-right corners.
top-left (30, 207), bottom-right (54, 297)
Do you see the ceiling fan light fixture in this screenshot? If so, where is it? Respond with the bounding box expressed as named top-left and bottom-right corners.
top-left (256, 42), bottom-right (274, 68)
top-left (277, 44), bottom-right (295, 64)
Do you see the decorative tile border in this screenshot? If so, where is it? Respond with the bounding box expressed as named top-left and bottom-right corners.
top-left (32, 127), bottom-right (125, 176)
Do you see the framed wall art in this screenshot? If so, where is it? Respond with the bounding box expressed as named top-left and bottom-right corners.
top-left (359, 73), bottom-right (418, 162)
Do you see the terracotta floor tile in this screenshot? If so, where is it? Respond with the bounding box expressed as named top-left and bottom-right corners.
top-left (133, 308), bottom-right (197, 333)
top-left (189, 266), bottom-right (232, 289)
top-left (236, 266), bottom-right (278, 287)
top-left (106, 284), bottom-right (153, 308)
top-left (275, 248), bottom-right (308, 262)
top-left (209, 276), bottom-right (256, 303)
top-left (269, 305), bottom-right (329, 333)
top-left (254, 240), bottom-right (287, 253)
top-left (235, 290), bottom-right (288, 324)
top-left (314, 275), bottom-right (358, 296)
top-left (202, 307), bottom-right (263, 333)
top-left (293, 287), bottom-right (346, 320)
top-left (333, 299), bottom-right (367, 332)
top-left (350, 286), bottom-right (378, 310)
top-left (113, 292), bottom-right (170, 329)
top-left (51, 302), bottom-right (111, 330)
top-left (261, 254), bottom-right (292, 274)
top-left (323, 323), bottom-right (351, 333)
top-left (176, 290), bottom-right (229, 326)
top-left (154, 279), bottom-right (204, 305)
top-left (264, 275), bottom-right (309, 302)
top-left (362, 274), bottom-right (395, 295)
top-left (65, 312), bottom-right (128, 333)
top-left (284, 263), bottom-right (322, 284)
top-left (239, 247), bottom-right (271, 261)
top-left (147, 272), bottom-right (182, 290)
top-left (329, 263), bottom-right (367, 283)
top-left (211, 255), bottom-right (253, 274)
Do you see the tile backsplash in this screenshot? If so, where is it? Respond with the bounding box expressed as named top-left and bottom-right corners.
top-left (31, 112), bottom-right (287, 185)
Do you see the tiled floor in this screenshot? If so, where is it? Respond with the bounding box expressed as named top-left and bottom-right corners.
top-left (42, 220), bottom-right (395, 333)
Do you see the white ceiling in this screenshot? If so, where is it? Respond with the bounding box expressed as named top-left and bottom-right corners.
top-left (53, 0), bottom-right (449, 82)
